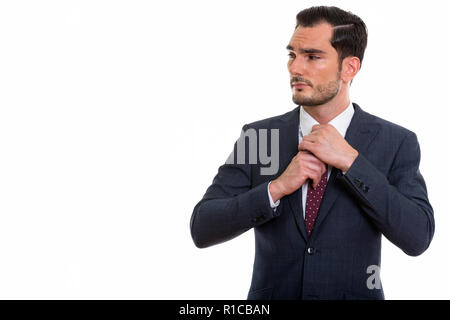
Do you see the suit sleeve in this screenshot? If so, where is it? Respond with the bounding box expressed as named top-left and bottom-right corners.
top-left (337, 131), bottom-right (435, 256)
top-left (190, 125), bottom-right (281, 248)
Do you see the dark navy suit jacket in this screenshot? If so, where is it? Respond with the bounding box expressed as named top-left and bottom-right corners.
top-left (190, 103), bottom-right (434, 300)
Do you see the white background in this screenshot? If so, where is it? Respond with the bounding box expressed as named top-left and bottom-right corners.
top-left (0, 0), bottom-right (448, 299)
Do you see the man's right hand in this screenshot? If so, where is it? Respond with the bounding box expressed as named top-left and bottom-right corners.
top-left (269, 150), bottom-right (327, 203)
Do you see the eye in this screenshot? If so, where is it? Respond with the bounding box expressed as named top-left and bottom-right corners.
top-left (288, 52), bottom-right (296, 59)
top-left (308, 55), bottom-right (320, 60)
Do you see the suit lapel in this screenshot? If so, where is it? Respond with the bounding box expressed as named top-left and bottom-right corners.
top-left (311, 103), bottom-right (381, 238)
top-left (287, 187), bottom-right (308, 241)
top-left (280, 107), bottom-right (309, 240)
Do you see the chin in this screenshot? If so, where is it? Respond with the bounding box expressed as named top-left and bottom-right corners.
top-left (293, 95), bottom-right (312, 106)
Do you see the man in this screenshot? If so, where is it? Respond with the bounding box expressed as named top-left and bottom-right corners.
top-left (190, 6), bottom-right (434, 300)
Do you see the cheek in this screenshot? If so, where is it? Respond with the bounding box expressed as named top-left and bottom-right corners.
top-left (311, 62), bottom-right (338, 80)
top-left (307, 61), bottom-right (326, 76)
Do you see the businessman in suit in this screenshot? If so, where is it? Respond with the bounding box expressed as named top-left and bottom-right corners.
top-left (190, 6), bottom-right (434, 300)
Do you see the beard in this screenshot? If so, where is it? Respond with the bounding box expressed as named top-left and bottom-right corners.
top-left (292, 73), bottom-right (341, 107)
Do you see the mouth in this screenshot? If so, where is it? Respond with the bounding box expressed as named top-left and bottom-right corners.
top-left (292, 82), bottom-right (310, 89)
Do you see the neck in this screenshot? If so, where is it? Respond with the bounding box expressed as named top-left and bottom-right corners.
top-left (303, 88), bottom-right (350, 124)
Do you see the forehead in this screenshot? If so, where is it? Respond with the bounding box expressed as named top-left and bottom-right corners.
top-left (288, 22), bottom-right (334, 52)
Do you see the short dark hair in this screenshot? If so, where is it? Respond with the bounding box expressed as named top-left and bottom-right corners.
top-left (296, 6), bottom-right (368, 68)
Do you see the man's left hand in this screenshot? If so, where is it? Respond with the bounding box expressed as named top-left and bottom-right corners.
top-left (298, 124), bottom-right (359, 173)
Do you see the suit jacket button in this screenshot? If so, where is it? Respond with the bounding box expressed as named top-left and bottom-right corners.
top-left (307, 247), bottom-right (316, 255)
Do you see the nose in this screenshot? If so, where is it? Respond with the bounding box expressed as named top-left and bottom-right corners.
top-left (288, 56), bottom-right (306, 76)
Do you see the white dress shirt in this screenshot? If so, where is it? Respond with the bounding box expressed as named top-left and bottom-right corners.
top-left (267, 102), bottom-right (355, 218)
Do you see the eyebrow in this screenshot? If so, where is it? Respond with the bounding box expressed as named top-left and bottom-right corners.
top-left (286, 45), bottom-right (326, 54)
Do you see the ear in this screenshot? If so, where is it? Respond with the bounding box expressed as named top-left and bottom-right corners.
top-left (340, 56), bottom-right (360, 84)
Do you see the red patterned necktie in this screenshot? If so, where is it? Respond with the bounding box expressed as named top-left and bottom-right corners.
top-left (305, 167), bottom-right (328, 237)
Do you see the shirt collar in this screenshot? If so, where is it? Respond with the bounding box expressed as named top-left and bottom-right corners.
top-left (299, 102), bottom-right (354, 138)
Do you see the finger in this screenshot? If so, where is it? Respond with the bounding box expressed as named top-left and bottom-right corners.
top-left (299, 140), bottom-right (315, 153)
top-left (313, 159), bottom-right (327, 174)
top-left (302, 133), bottom-right (317, 141)
top-left (305, 164), bottom-right (320, 189)
top-left (311, 175), bottom-right (319, 189)
top-left (326, 124), bottom-right (339, 134)
top-left (299, 150), bottom-right (313, 155)
top-left (314, 171), bottom-right (324, 188)
top-left (298, 142), bottom-right (305, 151)
top-left (311, 159), bottom-right (326, 173)
top-left (300, 152), bottom-right (320, 162)
top-left (311, 124), bottom-right (323, 132)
